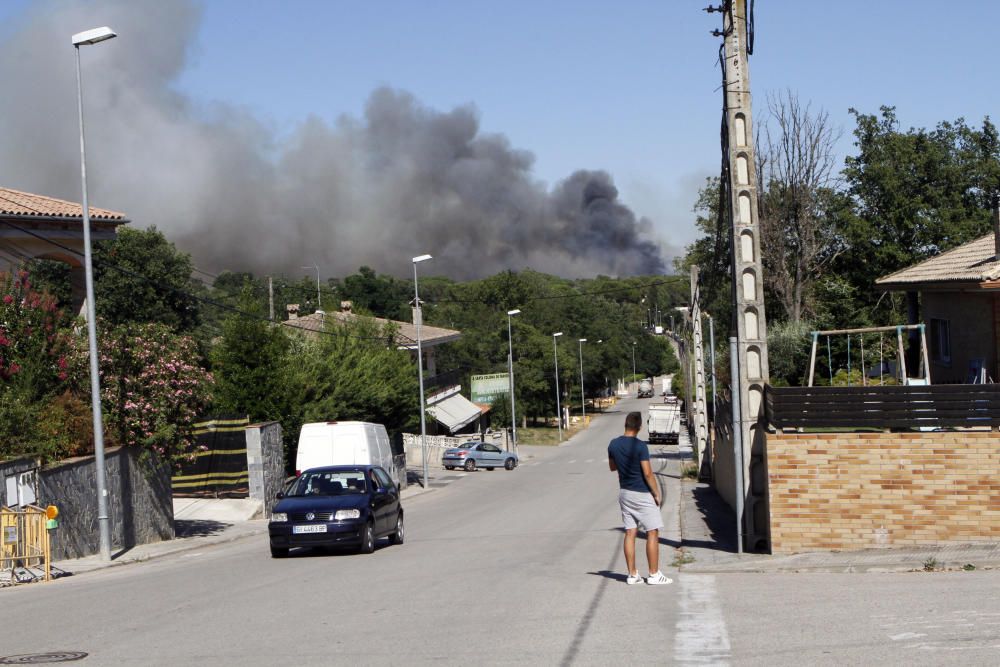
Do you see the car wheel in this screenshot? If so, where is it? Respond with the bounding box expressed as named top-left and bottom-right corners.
top-left (390, 512), bottom-right (404, 545)
top-left (270, 545), bottom-right (288, 559)
top-left (359, 521), bottom-right (375, 554)
top-left (464, 459), bottom-right (476, 472)
top-left (504, 458), bottom-right (516, 470)
top-left (445, 465), bottom-right (454, 470)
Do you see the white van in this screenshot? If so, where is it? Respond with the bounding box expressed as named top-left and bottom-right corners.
top-left (295, 422), bottom-right (398, 486)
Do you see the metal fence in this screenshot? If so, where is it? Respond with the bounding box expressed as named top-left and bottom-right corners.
top-left (765, 384), bottom-right (1000, 430)
top-left (1, 505), bottom-right (52, 586)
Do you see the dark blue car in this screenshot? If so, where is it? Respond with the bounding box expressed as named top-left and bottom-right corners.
top-left (268, 465), bottom-right (403, 558)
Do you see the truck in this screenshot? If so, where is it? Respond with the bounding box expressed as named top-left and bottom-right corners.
top-left (637, 378), bottom-right (654, 399)
top-left (647, 400), bottom-right (680, 444)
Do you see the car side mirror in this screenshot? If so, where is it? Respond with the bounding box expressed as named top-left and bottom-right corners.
top-left (275, 491), bottom-right (285, 500)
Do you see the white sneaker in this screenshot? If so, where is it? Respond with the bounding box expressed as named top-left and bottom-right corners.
top-left (626, 572), bottom-right (643, 585)
top-left (646, 571), bottom-right (673, 585)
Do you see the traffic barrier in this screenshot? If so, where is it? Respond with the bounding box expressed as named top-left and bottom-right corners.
top-left (1, 505), bottom-right (57, 586)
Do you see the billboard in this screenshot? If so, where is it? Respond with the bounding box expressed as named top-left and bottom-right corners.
top-left (470, 373), bottom-right (510, 404)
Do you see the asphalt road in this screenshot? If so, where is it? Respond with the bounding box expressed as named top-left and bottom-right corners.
top-left (3, 395), bottom-right (999, 665)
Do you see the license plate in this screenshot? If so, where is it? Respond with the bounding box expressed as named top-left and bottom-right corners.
top-left (293, 524), bottom-right (327, 534)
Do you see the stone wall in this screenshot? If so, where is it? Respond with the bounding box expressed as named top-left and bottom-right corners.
top-left (36, 447), bottom-right (174, 560)
top-left (767, 430), bottom-right (1000, 553)
top-left (246, 422), bottom-right (284, 517)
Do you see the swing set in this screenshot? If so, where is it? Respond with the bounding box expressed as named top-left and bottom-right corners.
top-left (806, 324), bottom-right (931, 388)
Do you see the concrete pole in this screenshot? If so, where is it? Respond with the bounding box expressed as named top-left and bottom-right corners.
top-left (578, 338), bottom-right (586, 423)
top-left (720, 0), bottom-right (769, 546)
top-left (690, 266), bottom-right (709, 477)
top-left (413, 258), bottom-right (430, 488)
top-left (507, 310), bottom-right (520, 452)
top-left (268, 275), bottom-right (274, 322)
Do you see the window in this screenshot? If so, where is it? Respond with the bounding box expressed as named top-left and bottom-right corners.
top-left (930, 318), bottom-right (951, 363)
top-left (373, 468), bottom-right (393, 490)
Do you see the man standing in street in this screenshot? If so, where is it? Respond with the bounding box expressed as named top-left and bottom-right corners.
top-left (608, 411), bottom-right (671, 585)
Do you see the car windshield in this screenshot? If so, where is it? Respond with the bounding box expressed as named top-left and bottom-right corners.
top-left (286, 471), bottom-right (368, 496)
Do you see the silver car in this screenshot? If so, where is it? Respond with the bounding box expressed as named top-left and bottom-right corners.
top-left (442, 442), bottom-right (518, 472)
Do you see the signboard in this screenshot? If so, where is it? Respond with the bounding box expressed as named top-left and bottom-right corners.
top-left (470, 373), bottom-right (510, 404)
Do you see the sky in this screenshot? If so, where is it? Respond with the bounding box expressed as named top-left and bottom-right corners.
top-left (1, 1), bottom-right (998, 279)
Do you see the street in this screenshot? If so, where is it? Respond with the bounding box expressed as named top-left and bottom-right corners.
top-left (2, 395), bottom-right (999, 665)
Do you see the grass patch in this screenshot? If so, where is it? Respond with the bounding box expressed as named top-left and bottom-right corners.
top-left (671, 551), bottom-right (696, 567)
top-left (922, 557), bottom-right (939, 572)
top-left (681, 463), bottom-right (699, 479)
top-left (518, 423), bottom-right (586, 446)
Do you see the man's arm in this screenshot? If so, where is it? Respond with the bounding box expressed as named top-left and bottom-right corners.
top-left (608, 456), bottom-right (617, 471)
top-left (640, 460), bottom-right (661, 506)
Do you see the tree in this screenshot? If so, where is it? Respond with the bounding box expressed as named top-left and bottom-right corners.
top-left (757, 92), bottom-right (845, 323)
top-left (839, 107), bottom-right (997, 317)
top-left (211, 285), bottom-right (291, 422)
top-left (336, 266), bottom-right (410, 320)
top-left (93, 226), bottom-right (201, 332)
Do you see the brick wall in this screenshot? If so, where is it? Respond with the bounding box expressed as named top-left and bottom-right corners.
top-left (767, 431), bottom-right (1000, 553)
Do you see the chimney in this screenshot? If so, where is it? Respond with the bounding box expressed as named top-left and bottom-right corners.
top-left (286, 303), bottom-right (299, 320)
top-left (340, 300), bottom-right (353, 313)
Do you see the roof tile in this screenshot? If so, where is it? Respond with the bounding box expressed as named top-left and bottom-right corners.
top-left (0, 186), bottom-right (126, 221)
top-left (876, 234), bottom-right (1000, 287)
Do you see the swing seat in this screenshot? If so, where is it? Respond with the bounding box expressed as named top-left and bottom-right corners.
top-left (905, 377), bottom-right (928, 386)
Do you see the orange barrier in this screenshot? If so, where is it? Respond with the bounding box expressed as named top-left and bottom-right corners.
top-left (1, 505), bottom-right (54, 585)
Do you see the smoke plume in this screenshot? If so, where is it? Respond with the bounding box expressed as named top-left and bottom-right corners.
top-left (0, 1), bottom-right (666, 279)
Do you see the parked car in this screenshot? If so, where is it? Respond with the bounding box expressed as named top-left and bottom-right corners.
top-left (268, 465), bottom-right (403, 558)
top-left (442, 441), bottom-right (518, 471)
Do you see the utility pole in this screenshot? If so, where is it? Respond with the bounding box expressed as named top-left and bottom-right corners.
top-left (712, 0), bottom-right (769, 550)
top-left (690, 266), bottom-right (709, 479)
top-left (268, 275), bottom-right (275, 322)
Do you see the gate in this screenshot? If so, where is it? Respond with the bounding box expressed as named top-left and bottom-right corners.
top-left (1, 505), bottom-right (53, 586)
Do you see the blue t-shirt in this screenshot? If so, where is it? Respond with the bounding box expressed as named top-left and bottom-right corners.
top-left (608, 435), bottom-right (651, 493)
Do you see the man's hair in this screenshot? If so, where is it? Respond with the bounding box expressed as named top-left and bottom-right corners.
top-left (625, 411), bottom-right (642, 432)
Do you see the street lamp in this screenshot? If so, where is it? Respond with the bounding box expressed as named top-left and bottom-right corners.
top-left (506, 309), bottom-right (521, 452)
top-left (578, 338), bottom-right (587, 422)
top-left (632, 341), bottom-right (637, 384)
top-left (553, 332), bottom-right (563, 442)
top-left (73, 24), bottom-right (116, 562)
top-left (412, 254), bottom-right (432, 489)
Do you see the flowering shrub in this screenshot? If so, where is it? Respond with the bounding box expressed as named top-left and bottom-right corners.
top-left (99, 322), bottom-right (213, 463)
top-left (0, 268), bottom-right (81, 401)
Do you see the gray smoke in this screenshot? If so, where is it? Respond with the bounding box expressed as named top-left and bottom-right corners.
top-left (0, 0), bottom-right (666, 279)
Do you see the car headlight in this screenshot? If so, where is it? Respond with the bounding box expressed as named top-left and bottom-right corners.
top-left (271, 512), bottom-right (288, 522)
top-left (335, 509), bottom-right (361, 520)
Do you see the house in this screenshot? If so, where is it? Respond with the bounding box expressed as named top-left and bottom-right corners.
top-left (283, 302), bottom-right (485, 434)
top-left (0, 186), bottom-right (128, 314)
top-left (876, 233), bottom-right (1000, 383)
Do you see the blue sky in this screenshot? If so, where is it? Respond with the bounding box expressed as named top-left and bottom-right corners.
top-left (1, 0), bottom-right (998, 269)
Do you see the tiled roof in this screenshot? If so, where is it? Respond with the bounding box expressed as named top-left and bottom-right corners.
top-left (283, 310), bottom-right (461, 347)
top-left (0, 186), bottom-right (126, 221)
top-left (876, 234), bottom-right (1000, 288)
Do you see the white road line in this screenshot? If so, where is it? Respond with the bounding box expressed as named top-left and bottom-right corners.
top-left (569, 460), bottom-right (577, 464)
top-left (674, 574), bottom-right (731, 665)
top-left (585, 459), bottom-right (594, 463)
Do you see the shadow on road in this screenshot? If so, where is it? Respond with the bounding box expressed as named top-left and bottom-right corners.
top-left (611, 527), bottom-right (680, 549)
top-left (684, 483), bottom-right (739, 554)
top-left (587, 569), bottom-right (628, 583)
top-left (174, 519), bottom-right (232, 539)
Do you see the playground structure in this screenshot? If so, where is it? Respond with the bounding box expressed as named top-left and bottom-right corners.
top-left (807, 324), bottom-right (931, 388)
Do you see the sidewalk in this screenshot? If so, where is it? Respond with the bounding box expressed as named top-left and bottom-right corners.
top-left (664, 433), bottom-right (1000, 574)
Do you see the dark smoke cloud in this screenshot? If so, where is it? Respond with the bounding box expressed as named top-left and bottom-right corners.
top-left (0, 0), bottom-right (666, 279)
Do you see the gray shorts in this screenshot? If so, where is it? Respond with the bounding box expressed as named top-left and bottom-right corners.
top-left (619, 489), bottom-right (663, 532)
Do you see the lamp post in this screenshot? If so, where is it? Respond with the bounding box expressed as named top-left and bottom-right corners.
top-left (506, 309), bottom-right (521, 452)
top-left (412, 254), bottom-right (432, 488)
top-left (631, 341), bottom-right (637, 386)
top-left (73, 25), bottom-right (116, 562)
top-left (578, 338), bottom-right (587, 422)
top-left (553, 332), bottom-right (563, 442)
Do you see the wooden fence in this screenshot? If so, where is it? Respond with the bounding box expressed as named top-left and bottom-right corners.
top-left (765, 384), bottom-right (1000, 430)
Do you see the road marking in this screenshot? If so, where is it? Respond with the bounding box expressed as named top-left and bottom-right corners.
top-left (674, 574), bottom-right (731, 665)
top-left (569, 460), bottom-right (577, 464)
top-left (585, 459), bottom-right (594, 463)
